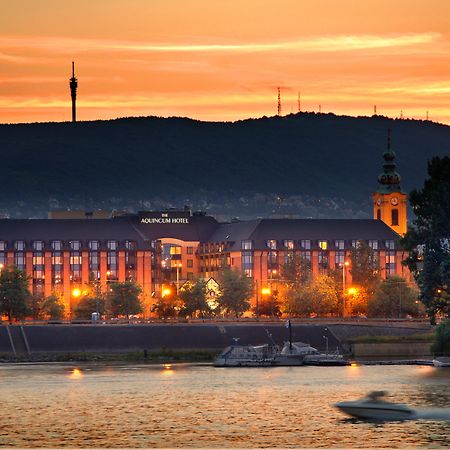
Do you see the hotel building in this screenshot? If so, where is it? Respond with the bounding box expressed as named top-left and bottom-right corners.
top-left (0, 140), bottom-right (410, 317)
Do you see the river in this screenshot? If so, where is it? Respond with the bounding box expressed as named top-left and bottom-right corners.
top-left (0, 362), bottom-right (449, 448)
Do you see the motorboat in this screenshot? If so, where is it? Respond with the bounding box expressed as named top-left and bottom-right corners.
top-left (335, 391), bottom-right (417, 421)
top-left (433, 356), bottom-right (450, 367)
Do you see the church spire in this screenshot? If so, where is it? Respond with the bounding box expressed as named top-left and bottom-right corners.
top-left (377, 128), bottom-right (402, 193)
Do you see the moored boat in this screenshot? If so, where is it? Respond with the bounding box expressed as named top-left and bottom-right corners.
top-left (433, 356), bottom-right (450, 367)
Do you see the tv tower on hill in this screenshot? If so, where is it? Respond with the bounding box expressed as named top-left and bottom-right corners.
top-left (69, 61), bottom-right (78, 123)
top-left (277, 87), bottom-right (281, 116)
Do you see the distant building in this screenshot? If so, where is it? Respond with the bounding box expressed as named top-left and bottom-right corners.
top-left (0, 136), bottom-right (410, 318)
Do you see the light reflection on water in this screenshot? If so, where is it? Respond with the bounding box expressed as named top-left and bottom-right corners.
top-left (0, 363), bottom-right (449, 448)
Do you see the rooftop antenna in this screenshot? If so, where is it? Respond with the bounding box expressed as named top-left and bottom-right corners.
top-left (374, 105), bottom-right (377, 115)
top-left (298, 91), bottom-right (301, 113)
top-left (69, 61), bottom-right (78, 123)
top-left (400, 110), bottom-right (403, 120)
top-left (319, 104), bottom-right (321, 113)
top-left (426, 110), bottom-right (429, 121)
top-left (277, 87), bottom-right (281, 116)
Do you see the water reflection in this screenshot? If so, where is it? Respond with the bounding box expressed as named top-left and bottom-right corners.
top-left (0, 363), bottom-right (448, 448)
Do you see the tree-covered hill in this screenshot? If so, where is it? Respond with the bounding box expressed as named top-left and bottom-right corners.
top-left (0, 113), bottom-right (448, 218)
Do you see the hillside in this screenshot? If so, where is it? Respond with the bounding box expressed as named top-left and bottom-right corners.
top-left (0, 113), bottom-right (449, 219)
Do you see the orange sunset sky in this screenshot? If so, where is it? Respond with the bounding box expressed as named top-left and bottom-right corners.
top-left (1, 0), bottom-right (449, 124)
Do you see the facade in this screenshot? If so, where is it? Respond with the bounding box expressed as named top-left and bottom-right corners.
top-left (0, 136), bottom-right (410, 317)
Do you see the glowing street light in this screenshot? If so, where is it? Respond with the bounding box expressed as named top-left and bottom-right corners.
top-left (162, 288), bottom-right (171, 298)
top-left (72, 288), bottom-right (81, 298)
top-left (348, 287), bottom-right (358, 295)
top-left (261, 287), bottom-right (271, 296)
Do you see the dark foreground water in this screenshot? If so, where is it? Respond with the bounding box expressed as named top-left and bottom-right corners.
top-left (0, 362), bottom-right (449, 448)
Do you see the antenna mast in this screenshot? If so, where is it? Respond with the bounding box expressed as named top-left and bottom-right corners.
top-left (69, 61), bottom-right (78, 123)
top-left (277, 87), bottom-right (281, 116)
top-left (298, 91), bottom-right (301, 113)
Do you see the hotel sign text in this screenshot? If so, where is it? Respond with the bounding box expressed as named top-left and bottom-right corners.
top-left (140, 216), bottom-right (190, 225)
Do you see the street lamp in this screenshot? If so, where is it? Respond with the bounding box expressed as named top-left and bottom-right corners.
top-left (340, 261), bottom-right (349, 318)
top-left (175, 263), bottom-right (182, 295)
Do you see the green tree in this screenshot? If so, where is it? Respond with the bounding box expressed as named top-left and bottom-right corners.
top-left (431, 319), bottom-right (450, 356)
top-left (402, 156), bottom-right (450, 322)
top-left (109, 281), bottom-right (143, 318)
top-left (74, 296), bottom-right (106, 320)
top-left (217, 268), bottom-right (253, 317)
top-left (281, 253), bottom-right (312, 289)
top-left (40, 294), bottom-right (65, 320)
top-left (256, 290), bottom-right (282, 317)
top-left (179, 279), bottom-right (211, 318)
top-left (350, 241), bottom-right (381, 294)
top-left (282, 274), bottom-right (339, 317)
top-left (0, 266), bottom-right (32, 321)
top-left (368, 276), bottom-right (421, 318)
top-left (151, 285), bottom-right (182, 319)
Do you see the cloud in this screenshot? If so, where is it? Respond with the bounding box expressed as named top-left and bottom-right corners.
top-left (0, 33), bottom-right (441, 56)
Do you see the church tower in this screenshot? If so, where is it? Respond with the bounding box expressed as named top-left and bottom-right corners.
top-left (373, 130), bottom-right (407, 236)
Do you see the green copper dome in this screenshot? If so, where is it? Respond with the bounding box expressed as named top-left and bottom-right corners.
top-left (377, 129), bottom-right (402, 193)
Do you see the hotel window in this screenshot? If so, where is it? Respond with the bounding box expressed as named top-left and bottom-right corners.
top-left (70, 249), bottom-right (82, 282)
top-left (89, 251), bottom-right (100, 274)
top-left (318, 252), bottom-right (328, 273)
top-left (268, 250), bottom-right (278, 267)
top-left (318, 240), bottom-right (328, 250)
top-left (301, 251), bottom-right (311, 262)
top-left (125, 240), bottom-right (136, 250)
top-left (300, 240), bottom-right (311, 250)
top-left (386, 251), bottom-right (396, 276)
top-left (14, 252), bottom-right (25, 270)
top-left (187, 272), bottom-right (194, 280)
top-left (267, 239), bottom-right (277, 250)
top-left (88, 240), bottom-right (99, 250)
top-left (187, 259), bottom-right (193, 268)
top-left (186, 246), bottom-right (194, 255)
top-left (368, 240), bottom-right (379, 250)
top-left (0, 241), bottom-right (6, 267)
top-left (334, 240), bottom-right (344, 250)
top-left (107, 250), bottom-right (118, 279)
top-left (107, 240), bottom-right (117, 251)
top-left (241, 251), bottom-right (253, 278)
top-left (52, 250), bottom-right (63, 284)
top-left (351, 240), bottom-right (363, 248)
top-left (51, 240), bottom-right (62, 251)
top-left (391, 209), bottom-right (399, 226)
top-left (0, 241), bottom-right (6, 251)
top-left (125, 241), bottom-right (137, 279)
top-left (70, 240), bottom-right (81, 251)
top-left (15, 240), bottom-right (25, 251)
top-left (284, 240), bottom-right (294, 250)
top-left (33, 250), bottom-right (44, 285)
top-left (32, 241), bottom-right (44, 251)
top-left (335, 250), bottom-right (345, 267)
top-left (385, 240), bottom-right (395, 250)
top-left (241, 240), bottom-right (253, 250)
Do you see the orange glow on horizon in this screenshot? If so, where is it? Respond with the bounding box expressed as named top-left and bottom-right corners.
top-left (1, 1), bottom-right (449, 124)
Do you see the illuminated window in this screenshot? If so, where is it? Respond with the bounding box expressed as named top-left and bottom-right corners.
top-left (318, 240), bottom-right (328, 250)
top-left (385, 240), bottom-right (395, 250)
top-left (169, 246), bottom-right (181, 255)
top-left (14, 253), bottom-right (25, 270)
top-left (368, 240), bottom-right (378, 250)
top-left (125, 240), bottom-right (136, 250)
top-left (284, 240), bottom-right (294, 250)
top-left (267, 239), bottom-right (277, 249)
top-left (335, 250), bottom-right (345, 266)
top-left (242, 251), bottom-right (253, 277)
top-left (241, 240), bottom-right (253, 250)
top-left (0, 241), bottom-right (6, 251)
top-left (107, 240), bottom-right (117, 250)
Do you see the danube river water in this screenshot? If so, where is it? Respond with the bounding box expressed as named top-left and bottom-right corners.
top-left (0, 362), bottom-right (449, 448)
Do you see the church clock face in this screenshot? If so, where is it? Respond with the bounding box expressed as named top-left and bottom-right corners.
top-left (390, 197), bottom-right (398, 206)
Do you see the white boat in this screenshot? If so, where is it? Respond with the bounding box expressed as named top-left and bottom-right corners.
top-left (335, 391), bottom-right (417, 421)
top-left (433, 356), bottom-right (450, 367)
top-left (213, 343), bottom-right (279, 367)
top-left (213, 340), bottom-right (345, 367)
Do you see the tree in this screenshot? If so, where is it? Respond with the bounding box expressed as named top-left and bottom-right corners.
top-left (431, 319), bottom-right (450, 356)
top-left (40, 294), bottom-right (65, 320)
top-left (402, 156), bottom-right (450, 322)
top-left (179, 279), bottom-right (211, 318)
top-left (282, 274), bottom-right (339, 317)
top-left (108, 281), bottom-right (143, 318)
top-left (281, 253), bottom-right (312, 289)
top-left (151, 284), bottom-right (182, 319)
top-left (217, 268), bottom-right (253, 317)
top-left (346, 286), bottom-right (370, 317)
top-left (350, 241), bottom-right (381, 294)
top-left (368, 276), bottom-right (421, 318)
top-left (256, 290), bottom-right (282, 317)
top-left (74, 296), bottom-right (106, 320)
top-left (0, 266), bottom-right (31, 321)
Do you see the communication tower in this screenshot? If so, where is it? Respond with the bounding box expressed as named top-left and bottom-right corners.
top-left (69, 61), bottom-right (78, 123)
top-left (277, 87), bottom-right (281, 116)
